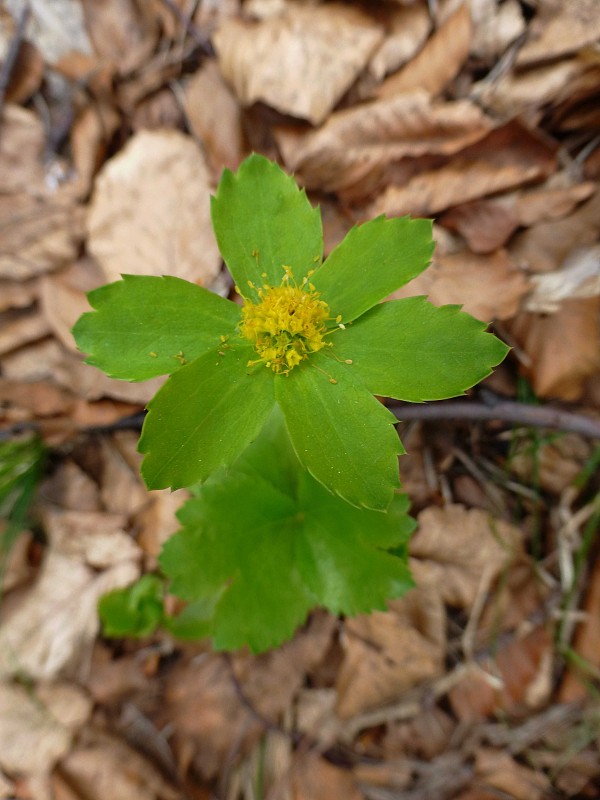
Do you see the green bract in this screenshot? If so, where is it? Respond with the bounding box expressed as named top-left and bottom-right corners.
top-left (73, 153), bottom-right (508, 511)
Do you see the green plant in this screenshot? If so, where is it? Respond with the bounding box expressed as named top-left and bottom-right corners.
top-left (73, 154), bottom-right (508, 652)
top-left (0, 434), bottom-right (45, 585)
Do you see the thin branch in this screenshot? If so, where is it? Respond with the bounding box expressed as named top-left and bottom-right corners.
top-left (389, 397), bottom-right (600, 440)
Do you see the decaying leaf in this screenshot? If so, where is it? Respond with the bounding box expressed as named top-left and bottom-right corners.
top-left (509, 297), bottom-right (600, 400)
top-left (392, 248), bottom-right (529, 321)
top-left (0, 681), bottom-right (91, 775)
top-left (87, 130), bottom-right (221, 286)
top-left (409, 505), bottom-right (523, 610)
top-left (470, 0), bottom-right (525, 62)
top-left (370, 120), bottom-right (556, 218)
top-left (293, 752), bottom-right (363, 800)
top-left (0, 510), bottom-right (141, 680)
top-left (368, 2), bottom-right (432, 80)
top-left (214, 3), bottom-right (383, 124)
top-left (277, 92), bottom-right (492, 196)
top-left (0, 106), bottom-right (85, 280)
top-left (378, 3), bottom-right (472, 99)
top-left (336, 586), bottom-right (446, 718)
top-left (516, 0), bottom-right (600, 66)
top-left (182, 60), bottom-right (244, 176)
top-left (526, 245), bottom-right (600, 313)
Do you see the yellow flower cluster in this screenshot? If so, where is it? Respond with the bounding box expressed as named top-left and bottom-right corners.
top-left (240, 270), bottom-right (332, 374)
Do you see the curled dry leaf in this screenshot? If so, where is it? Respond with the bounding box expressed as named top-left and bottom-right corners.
top-left (0, 510), bottom-right (141, 680)
top-left (377, 3), bottom-right (472, 99)
top-left (277, 92), bottom-right (492, 196)
top-left (87, 130), bottom-right (221, 286)
top-left (448, 626), bottom-right (554, 721)
top-left (526, 245), bottom-right (600, 313)
top-left (0, 681), bottom-right (91, 775)
top-left (213, 4), bottom-right (383, 125)
top-left (336, 585), bottom-right (446, 718)
top-left (370, 120), bottom-right (556, 218)
top-left (368, 2), bottom-right (432, 80)
top-left (516, 0), bottom-right (600, 67)
top-left (409, 505), bottom-right (523, 610)
top-left (509, 433), bottom-right (592, 496)
top-left (80, 0), bottom-right (158, 73)
top-left (392, 248), bottom-right (529, 321)
top-left (0, 308), bottom-right (51, 357)
top-left (509, 298), bottom-right (600, 401)
top-left (472, 58), bottom-right (587, 119)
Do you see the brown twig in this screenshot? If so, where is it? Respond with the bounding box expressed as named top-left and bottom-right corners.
top-left (0, 2), bottom-right (30, 120)
top-left (389, 396), bottom-right (600, 440)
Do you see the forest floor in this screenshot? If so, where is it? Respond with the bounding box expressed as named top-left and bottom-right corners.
top-left (1, 0), bottom-right (600, 798)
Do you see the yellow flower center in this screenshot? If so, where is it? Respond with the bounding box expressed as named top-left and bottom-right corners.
top-left (240, 269), bottom-right (332, 374)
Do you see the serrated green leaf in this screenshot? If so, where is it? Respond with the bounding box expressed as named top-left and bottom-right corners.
top-left (72, 275), bottom-right (240, 381)
top-left (98, 575), bottom-right (164, 638)
top-left (164, 597), bottom-right (220, 640)
top-left (332, 297), bottom-right (510, 401)
top-left (296, 476), bottom-right (414, 616)
top-left (159, 410), bottom-right (415, 653)
top-left (311, 216), bottom-right (434, 323)
top-left (275, 353), bottom-right (403, 511)
top-left (139, 344), bottom-right (275, 489)
top-left (210, 154), bottom-right (323, 300)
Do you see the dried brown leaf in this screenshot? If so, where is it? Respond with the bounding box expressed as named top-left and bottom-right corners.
top-left (510, 187), bottom-right (600, 273)
top-left (378, 3), bottom-right (472, 99)
top-left (526, 245), bottom-right (600, 313)
top-left (517, 0), bottom-right (600, 66)
top-left (409, 505), bottom-right (523, 610)
top-left (392, 249), bottom-right (529, 321)
top-left (8, 0), bottom-right (92, 63)
top-left (336, 586), bottom-right (446, 718)
top-left (0, 682), bottom-right (91, 775)
top-left (0, 106), bottom-right (85, 280)
top-left (470, 0), bottom-right (525, 62)
top-left (368, 3), bottom-right (432, 80)
top-left (0, 510), bottom-right (140, 680)
top-left (182, 60), bottom-right (244, 176)
top-left (370, 121), bottom-right (556, 217)
top-left (87, 130), bottom-right (221, 286)
top-left (509, 297), bottom-right (600, 400)
top-left (0, 308), bottom-right (51, 357)
top-left (292, 753), bottom-right (363, 800)
top-left (277, 93), bottom-right (492, 196)
top-left (214, 4), bottom-right (383, 124)
top-left (59, 733), bottom-right (181, 800)
top-left (80, 0), bottom-right (158, 72)
top-left (99, 439), bottom-right (148, 516)
top-left (439, 201), bottom-right (519, 253)
top-left (513, 180), bottom-right (596, 227)
top-left (448, 626), bottom-right (554, 720)
top-left (473, 748), bottom-right (551, 800)
top-left (509, 433), bottom-right (592, 495)
top-left (473, 59), bottom-right (586, 119)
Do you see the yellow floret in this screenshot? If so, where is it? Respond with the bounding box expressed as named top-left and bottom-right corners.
top-left (240, 272), bottom-right (332, 374)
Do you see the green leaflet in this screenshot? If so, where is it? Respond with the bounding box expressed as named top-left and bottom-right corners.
top-left (72, 275), bottom-right (241, 381)
top-left (311, 216), bottom-right (434, 323)
top-left (275, 353), bottom-right (404, 511)
top-left (159, 410), bottom-right (415, 653)
top-left (210, 154), bottom-right (323, 300)
top-left (332, 297), bottom-right (511, 401)
top-left (98, 575), bottom-right (164, 638)
top-left (139, 344), bottom-right (275, 490)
